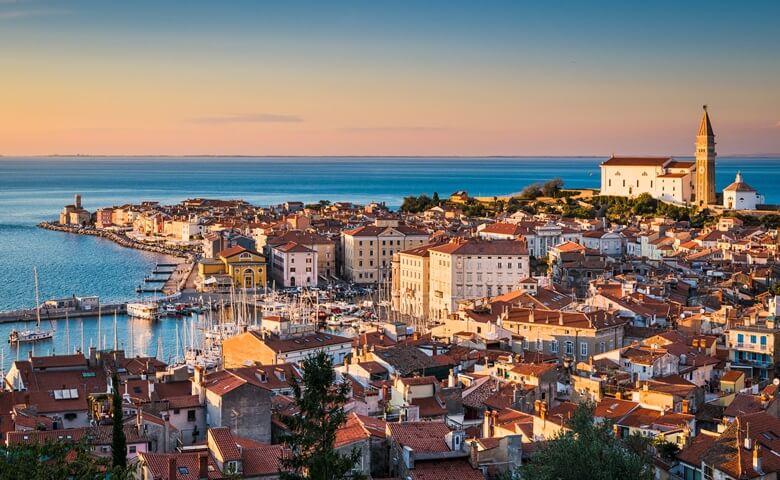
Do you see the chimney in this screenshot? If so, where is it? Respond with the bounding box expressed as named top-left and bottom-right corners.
top-left (529, 309), bottom-right (535, 323)
top-left (199, 453), bottom-right (209, 480)
top-left (753, 442), bottom-right (762, 473)
top-left (448, 369), bottom-right (456, 388)
top-left (681, 399), bottom-right (689, 414)
top-left (558, 311), bottom-right (564, 326)
top-left (168, 457), bottom-right (176, 480)
top-left (483, 410), bottom-right (493, 438)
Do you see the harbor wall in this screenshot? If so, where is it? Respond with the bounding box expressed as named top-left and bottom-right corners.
top-left (37, 221), bottom-right (193, 259)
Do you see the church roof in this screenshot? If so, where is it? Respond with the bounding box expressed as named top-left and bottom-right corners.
top-left (724, 172), bottom-right (757, 193)
top-left (601, 156), bottom-right (671, 167)
top-left (698, 105), bottom-right (714, 137)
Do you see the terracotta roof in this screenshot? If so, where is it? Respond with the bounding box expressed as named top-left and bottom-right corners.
top-left (388, 421), bottom-right (452, 453)
top-left (601, 156), bottom-right (671, 167)
top-left (242, 445), bottom-right (283, 476)
top-left (260, 332), bottom-right (352, 353)
top-left (30, 354), bottom-right (86, 370)
top-left (140, 452), bottom-right (220, 480)
top-left (429, 238), bottom-right (528, 256)
top-left (209, 427), bottom-right (241, 461)
top-left (274, 241), bottom-right (315, 253)
top-left (400, 376), bottom-right (437, 386)
top-left (409, 459), bottom-right (484, 480)
top-left (411, 396), bottom-right (448, 418)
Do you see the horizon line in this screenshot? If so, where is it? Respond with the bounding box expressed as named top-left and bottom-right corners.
top-left (2, 153), bottom-right (779, 159)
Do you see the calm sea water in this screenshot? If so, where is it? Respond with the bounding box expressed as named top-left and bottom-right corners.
top-left (0, 156), bottom-right (777, 368)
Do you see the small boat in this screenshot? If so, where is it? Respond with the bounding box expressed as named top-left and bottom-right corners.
top-left (8, 328), bottom-right (54, 344)
top-left (9, 268), bottom-right (54, 344)
top-left (127, 302), bottom-right (160, 320)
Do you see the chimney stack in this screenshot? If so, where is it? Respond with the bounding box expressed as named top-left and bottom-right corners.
top-left (199, 453), bottom-right (209, 480)
top-left (753, 442), bottom-right (763, 474)
top-left (168, 457), bottom-right (176, 480)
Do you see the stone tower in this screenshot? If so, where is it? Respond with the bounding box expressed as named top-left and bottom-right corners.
top-left (695, 105), bottom-right (717, 207)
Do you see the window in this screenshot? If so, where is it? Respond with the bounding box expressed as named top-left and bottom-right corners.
top-left (751, 335), bottom-right (757, 344)
top-left (580, 342), bottom-right (588, 358)
top-left (737, 333), bottom-right (744, 344)
top-left (536, 339), bottom-right (543, 351)
top-left (129, 445), bottom-right (137, 454)
top-left (187, 410), bottom-right (196, 422)
top-left (178, 467), bottom-right (190, 475)
top-left (550, 340), bottom-right (558, 353)
top-left (173, 408), bottom-right (181, 415)
top-left (565, 341), bottom-right (574, 355)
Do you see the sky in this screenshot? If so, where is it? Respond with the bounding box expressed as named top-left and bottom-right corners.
top-left (1, 0), bottom-right (779, 156)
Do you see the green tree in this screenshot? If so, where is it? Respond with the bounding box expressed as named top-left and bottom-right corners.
top-left (432, 191), bottom-right (441, 205)
top-left (112, 373), bottom-right (127, 470)
top-left (520, 403), bottom-right (652, 480)
top-left (279, 351), bottom-right (362, 480)
top-left (0, 439), bottom-right (111, 479)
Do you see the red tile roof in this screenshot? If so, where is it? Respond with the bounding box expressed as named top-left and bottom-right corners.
top-left (388, 421), bottom-right (452, 453)
top-left (410, 459), bottom-right (484, 480)
top-left (601, 156), bottom-right (671, 166)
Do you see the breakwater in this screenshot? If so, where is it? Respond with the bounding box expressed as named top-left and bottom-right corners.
top-left (38, 222), bottom-right (193, 259)
top-left (0, 303), bottom-right (126, 324)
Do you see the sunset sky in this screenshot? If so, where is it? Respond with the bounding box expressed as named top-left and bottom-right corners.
top-left (1, 0), bottom-right (779, 156)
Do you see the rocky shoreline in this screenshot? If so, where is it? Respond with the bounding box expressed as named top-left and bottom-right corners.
top-left (38, 221), bottom-right (195, 260)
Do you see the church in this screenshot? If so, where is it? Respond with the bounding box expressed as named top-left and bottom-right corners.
top-left (600, 106), bottom-right (717, 206)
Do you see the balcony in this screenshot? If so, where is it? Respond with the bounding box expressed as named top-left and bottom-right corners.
top-left (731, 342), bottom-right (770, 353)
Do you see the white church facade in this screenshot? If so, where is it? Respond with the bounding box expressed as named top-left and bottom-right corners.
top-left (723, 172), bottom-right (764, 210)
top-left (600, 106), bottom-right (716, 206)
top-left (599, 156), bottom-right (695, 204)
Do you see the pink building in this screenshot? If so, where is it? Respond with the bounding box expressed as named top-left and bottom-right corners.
top-left (271, 241), bottom-right (318, 287)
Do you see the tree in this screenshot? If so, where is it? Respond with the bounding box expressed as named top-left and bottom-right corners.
top-left (541, 178), bottom-right (564, 198)
top-left (0, 439), bottom-right (110, 479)
top-left (279, 351), bottom-right (362, 480)
top-left (112, 373), bottom-right (127, 471)
top-left (432, 191), bottom-right (440, 206)
top-left (520, 403), bottom-right (652, 480)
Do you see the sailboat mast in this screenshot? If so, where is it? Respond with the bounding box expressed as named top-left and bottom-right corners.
top-left (33, 267), bottom-right (41, 330)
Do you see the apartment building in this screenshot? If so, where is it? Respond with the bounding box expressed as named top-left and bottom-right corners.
top-left (428, 238), bottom-right (530, 321)
top-left (727, 316), bottom-right (780, 381)
top-left (501, 307), bottom-right (626, 362)
top-left (266, 230), bottom-right (336, 280)
top-left (341, 218), bottom-right (428, 284)
top-left (269, 241), bottom-right (318, 288)
top-left (391, 244), bottom-right (437, 320)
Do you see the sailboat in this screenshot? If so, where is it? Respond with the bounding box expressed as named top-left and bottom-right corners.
top-left (9, 267), bottom-right (55, 344)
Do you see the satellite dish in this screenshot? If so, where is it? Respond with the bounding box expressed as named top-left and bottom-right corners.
top-left (772, 378), bottom-right (779, 386)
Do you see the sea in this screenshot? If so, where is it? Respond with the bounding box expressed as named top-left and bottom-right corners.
top-left (0, 156), bottom-right (777, 368)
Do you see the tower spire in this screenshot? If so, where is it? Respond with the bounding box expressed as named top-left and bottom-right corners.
top-left (698, 105), bottom-right (714, 137)
top-left (695, 105), bottom-right (717, 207)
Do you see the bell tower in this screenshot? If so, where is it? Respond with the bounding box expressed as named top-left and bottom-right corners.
top-left (695, 105), bottom-right (717, 207)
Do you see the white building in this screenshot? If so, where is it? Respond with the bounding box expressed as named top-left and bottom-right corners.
top-left (723, 172), bottom-right (764, 211)
top-left (477, 221), bottom-right (581, 258)
top-left (428, 238), bottom-right (530, 321)
top-left (580, 230), bottom-right (624, 256)
top-left (270, 241), bottom-right (318, 288)
top-left (600, 156), bottom-right (695, 204)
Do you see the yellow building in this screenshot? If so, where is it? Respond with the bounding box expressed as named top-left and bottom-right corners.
top-left (198, 245), bottom-right (267, 290)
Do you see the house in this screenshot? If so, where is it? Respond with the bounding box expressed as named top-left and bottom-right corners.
top-left (221, 331), bottom-right (353, 368)
top-left (191, 367), bottom-right (272, 444)
top-left (269, 241), bottom-right (318, 288)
